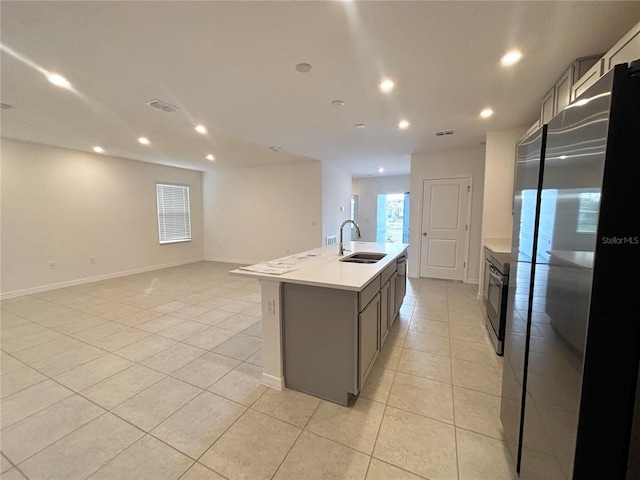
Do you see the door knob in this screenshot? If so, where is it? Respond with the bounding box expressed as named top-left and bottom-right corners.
top-left (422, 232), bottom-right (427, 237)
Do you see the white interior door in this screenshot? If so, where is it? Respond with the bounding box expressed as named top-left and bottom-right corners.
top-left (420, 177), bottom-right (470, 281)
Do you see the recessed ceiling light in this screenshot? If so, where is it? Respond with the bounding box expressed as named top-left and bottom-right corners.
top-left (480, 108), bottom-right (494, 118)
top-left (379, 78), bottom-right (394, 93)
top-left (398, 119), bottom-right (410, 129)
top-left (92, 146), bottom-right (105, 154)
top-left (195, 125), bottom-right (207, 134)
top-left (378, 167), bottom-right (385, 173)
top-left (138, 137), bottom-right (150, 145)
top-left (46, 72), bottom-right (71, 89)
top-left (295, 63), bottom-right (312, 73)
top-left (206, 154), bottom-right (215, 161)
top-left (355, 123), bottom-right (366, 129)
top-left (331, 100), bottom-right (345, 107)
top-left (269, 146), bottom-right (283, 152)
top-left (501, 50), bottom-right (523, 66)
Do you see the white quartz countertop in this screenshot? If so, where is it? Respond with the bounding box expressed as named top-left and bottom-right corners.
top-left (484, 237), bottom-right (512, 254)
top-left (547, 250), bottom-right (594, 269)
top-left (230, 242), bottom-right (409, 292)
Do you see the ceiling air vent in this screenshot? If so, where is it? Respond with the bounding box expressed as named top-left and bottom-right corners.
top-left (435, 130), bottom-right (455, 137)
top-left (145, 99), bottom-right (181, 113)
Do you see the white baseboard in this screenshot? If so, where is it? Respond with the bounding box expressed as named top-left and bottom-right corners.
top-left (204, 256), bottom-right (253, 266)
top-left (1, 258), bottom-right (204, 300)
top-left (466, 277), bottom-right (479, 285)
top-left (262, 372), bottom-right (284, 390)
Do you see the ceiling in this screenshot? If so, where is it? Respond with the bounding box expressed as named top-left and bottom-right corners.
top-left (1, 2), bottom-right (639, 177)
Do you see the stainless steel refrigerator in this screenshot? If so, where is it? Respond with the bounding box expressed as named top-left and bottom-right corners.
top-left (500, 61), bottom-right (640, 479)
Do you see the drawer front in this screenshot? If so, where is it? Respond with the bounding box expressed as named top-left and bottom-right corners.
top-left (381, 262), bottom-right (396, 285)
top-left (359, 276), bottom-right (381, 311)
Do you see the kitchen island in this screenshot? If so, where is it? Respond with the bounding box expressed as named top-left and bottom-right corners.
top-left (231, 242), bottom-right (408, 405)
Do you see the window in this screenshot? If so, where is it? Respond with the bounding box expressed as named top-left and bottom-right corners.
top-left (156, 183), bottom-right (191, 244)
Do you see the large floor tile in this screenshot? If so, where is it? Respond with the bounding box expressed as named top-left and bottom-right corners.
top-left (136, 315), bottom-right (185, 333)
top-left (404, 330), bottom-right (451, 356)
top-left (408, 316), bottom-right (450, 337)
top-left (152, 391), bottom-right (246, 458)
top-left (1, 380), bottom-right (74, 430)
top-left (71, 321), bottom-right (128, 342)
top-left (388, 371), bottom-right (454, 424)
top-left (0, 353), bottom-right (26, 375)
top-left (374, 345), bottom-right (402, 370)
top-left (183, 326), bottom-right (237, 350)
top-left (54, 354), bottom-right (133, 392)
top-left (113, 334), bottom-right (177, 362)
top-left (141, 343), bottom-right (206, 374)
top-left (10, 336), bottom-right (83, 365)
top-left (19, 413), bottom-right (144, 480)
top-left (30, 344), bottom-right (107, 376)
top-left (365, 458), bottom-right (425, 480)
top-left (456, 428), bottom-right (516, 480)
top-left (81, 364), bottom-right (166, 409)
top-left (373, 406), bottom-right (458, 480)
top-left (192, 308), bottom-right (235, 325)
top-left (172, 352), bottom-right (240, 389)
top-left (1, 468), bottom-right (27, 480)
top-left (450, 322), bottom-right (492, 345)
top-left (252, 387), bottom-right (321, 427)
top-left (412, 306), bottom-right (449, 321)
top-left (397, 348), bottom-right (451, 384)
top-left (208, 363), bottom-right (268, 406)
top-left (360, 366), bottom-right (395, 403)
top-left (180, 462), bottom-right (226, 480)
top-left (113, 377), bottom-right (202, 431)
top-left (88, 328), bottom-right (151, 351)
top-left (306, 397), bottom-right (385, 454)
top-left (274, 430), bottom-right (370, 480)
top-left (88, 434), bottom-right (192, 480)
top-left (452, 358), bottom-right (503, 396)
top-left (216, 313), bottom-right (260, 333)
top-left (453, 386), bottom-right (504, 440)
top-left (212, 333), bottom-right (262, 361)
top-left (1, 395), bottom-right (104, 465)
top-left (157, 320), bottom-right (209, 341)
top-left (0, 365), bottom-right (46, 398)
top-left (200, 409), bottom-right (300, 480)
top-left (451, 338), bottom-right (503, 367)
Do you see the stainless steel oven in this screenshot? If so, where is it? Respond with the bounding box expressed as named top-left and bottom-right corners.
top-left (484, 247), bottom-right (510, 355)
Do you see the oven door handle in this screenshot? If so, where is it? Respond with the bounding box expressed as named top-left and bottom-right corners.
top-left (488, 265), bottom-right (505, 284)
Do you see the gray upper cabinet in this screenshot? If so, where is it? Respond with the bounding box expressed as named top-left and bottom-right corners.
top-left (571, 60), bottom-right (604, 101)
top-left (603, 20), bottom-right (640, 72)
top-left (554, 66), bottom-right (573, 114)
top-left (526, 21), bottom-right (638, 139)
top-left (540, 88), bottom-right (555, 124)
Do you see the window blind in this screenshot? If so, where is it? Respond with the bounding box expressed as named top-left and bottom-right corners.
top-left (156, 183), bottom-right (191, 244)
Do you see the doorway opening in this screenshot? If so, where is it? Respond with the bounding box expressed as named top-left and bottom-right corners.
top-left (376, 193), bottom-right (410, 243)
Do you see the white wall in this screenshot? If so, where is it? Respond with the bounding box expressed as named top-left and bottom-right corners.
top-left (482, 128), bottom-right (527, 240)
top-left (355, 175), bottom-right (410, 242)
top-left (203, 161), bottom-right (322, 263)
top-left (410, 148), bottom-right (485, 283)
top-left (1, 139), bottom-right (204, 297)
top-left (321, 161), bottom-right (353, 244)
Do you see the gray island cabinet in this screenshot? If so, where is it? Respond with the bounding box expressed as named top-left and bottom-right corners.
top-left (230, 242), bottom-right (408, 406)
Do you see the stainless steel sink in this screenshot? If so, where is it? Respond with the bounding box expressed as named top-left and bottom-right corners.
top-left (339, 252), bottom-right (387, 264)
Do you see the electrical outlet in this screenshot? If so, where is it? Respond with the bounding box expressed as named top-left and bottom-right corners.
top-left (90, 257), bottom-right (96, 264)
top-left (48, 262), bottom-right (56, 270)
top-left (267, 300), bottom-right (274, 314)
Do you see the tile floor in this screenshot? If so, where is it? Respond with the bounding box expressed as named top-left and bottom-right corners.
top-left (0, 262), bottom-right (516, 480)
